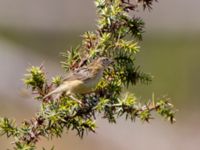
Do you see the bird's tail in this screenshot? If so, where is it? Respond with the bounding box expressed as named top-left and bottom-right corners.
top-left (43, 84), bottom-right (68, 99)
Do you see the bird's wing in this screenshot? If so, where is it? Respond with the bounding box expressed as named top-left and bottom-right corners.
top-left (63, 67), bottom-right (94, 81)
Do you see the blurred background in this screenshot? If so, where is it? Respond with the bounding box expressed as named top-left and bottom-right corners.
top-left (0, 0), bottom-right (200, 149)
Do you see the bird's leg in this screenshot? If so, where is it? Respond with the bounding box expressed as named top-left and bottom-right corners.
top-left (69, 95), bottom-right (83, 105)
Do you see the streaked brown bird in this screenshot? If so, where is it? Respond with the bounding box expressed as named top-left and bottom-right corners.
top-left (43, 57), bottom-right (112, 103)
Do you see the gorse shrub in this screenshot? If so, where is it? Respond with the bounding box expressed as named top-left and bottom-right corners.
top-left (0, 0), bottom-right (176, 149)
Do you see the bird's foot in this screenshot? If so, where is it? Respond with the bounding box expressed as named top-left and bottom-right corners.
top-left (69, 95), bottom-right (84, 107)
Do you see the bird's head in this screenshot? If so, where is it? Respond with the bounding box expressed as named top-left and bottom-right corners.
top-left (96, 57), bottom-right (113, 68)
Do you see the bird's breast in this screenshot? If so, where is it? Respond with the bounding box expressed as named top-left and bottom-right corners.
top-left (67, 69), bottom-right (104, 94)
top-left (85, 69), bottom-right (103, 87)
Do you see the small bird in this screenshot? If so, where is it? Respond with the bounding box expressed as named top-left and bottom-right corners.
top-left (43, 57), bottom-right (113, 103)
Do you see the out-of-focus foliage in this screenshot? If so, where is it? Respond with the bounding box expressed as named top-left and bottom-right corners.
top-left (0, 0), bottom-right (176, 149)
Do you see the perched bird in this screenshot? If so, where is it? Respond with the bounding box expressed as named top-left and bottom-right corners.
top-left (43, 57), bottom-right (113, 103)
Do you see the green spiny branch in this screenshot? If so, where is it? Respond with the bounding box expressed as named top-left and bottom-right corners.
top-left (0, 0), bottom-right (176, 149)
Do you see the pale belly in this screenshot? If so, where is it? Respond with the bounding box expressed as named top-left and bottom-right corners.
top-left (69, 70), bottom-right (103, 94)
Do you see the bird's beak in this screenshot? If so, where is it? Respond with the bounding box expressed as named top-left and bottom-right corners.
top-left (109, 59), bottom-right (114, 65)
